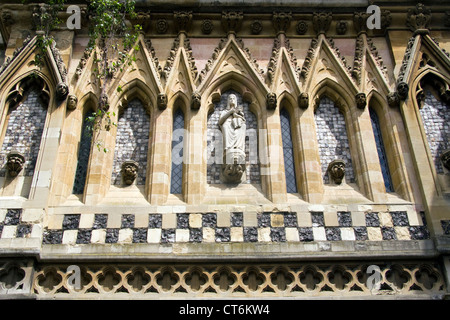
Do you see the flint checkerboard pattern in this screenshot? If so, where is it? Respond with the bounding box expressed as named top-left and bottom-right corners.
top-left (39, 210), bottom-right (435, 245)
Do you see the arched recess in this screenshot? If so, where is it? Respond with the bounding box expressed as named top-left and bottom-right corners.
top-left (311, 79), bottom-right (357, 187)
top-left (0, 72), bottom-right (53, 198)
top-left (413, 70), bottom-right (450, 186)
top-left (367, 91), bottom-right (416, 202)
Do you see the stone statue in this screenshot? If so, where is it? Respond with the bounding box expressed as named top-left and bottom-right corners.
top-left (218, 93), bottom-right (246, 183)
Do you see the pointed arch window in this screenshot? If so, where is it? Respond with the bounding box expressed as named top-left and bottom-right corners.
top-left (170, 108), bottom-right (185, 194)
top-left (369, 107), bottom-right (394, 192)
top-left (0, 88), bottom-right (48, 178)
top-left (314, 96), bottom-right (355, 184)
top-left (280, 108), bottom-right (297, 193)
top-left (112, 98), bottom-right (150, 185)
top-left (72, 110), bottom-right (94, 194)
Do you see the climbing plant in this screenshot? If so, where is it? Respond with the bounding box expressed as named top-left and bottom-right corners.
top-left (85, 0), bottom-right (141, 152)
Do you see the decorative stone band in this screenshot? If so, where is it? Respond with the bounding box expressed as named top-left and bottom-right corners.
top-left (27, 261), bottom-right (446, 297)
top-left (38, 211), bottom-right (433, 245)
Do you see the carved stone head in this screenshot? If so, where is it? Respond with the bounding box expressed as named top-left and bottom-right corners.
top-left (266, 92), bottom-right (277, 110)
top-left (191, 92), bottom-right (201, 110)
top-left (397, 82), bottom-right (409, 100)
top-left (387, 92), bottom-right (400, 108)
top-left (157, 93), bottom-right (167, 110)
top-left (99, 93), bottom-right (109, 111)
top-left (67, 94), bottom-right (78, 111)
top-left (355, 92), bottom-right (367, 109)
top-left (327, 159), bottom-right (346, 185)
top-left (298, 92), bottom-right (309, 109)
top-left (56, 82), bottom-right (69, 100)
top-left (122, 160), bottom-right (139, 185)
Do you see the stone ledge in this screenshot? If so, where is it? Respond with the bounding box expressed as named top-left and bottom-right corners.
top-left (38, 240), bottom-right (437, 262)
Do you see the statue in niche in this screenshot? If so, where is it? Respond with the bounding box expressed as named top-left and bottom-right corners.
top-left (218, 93), bottom-right (246, 184)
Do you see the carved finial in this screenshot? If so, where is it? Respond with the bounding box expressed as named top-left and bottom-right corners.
top-left (221, 11), bottom-right (243, 35)
top-left (272, 12), bottom-right (292, 35)
top-left (174, 11), bottom-right (193, 34)
top-left (313, 12), bottom-right (332, 35)
top-left (406, 3), bottom-right (431, 34)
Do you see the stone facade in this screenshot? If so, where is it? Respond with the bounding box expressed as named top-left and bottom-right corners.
top-left (0, 1), bottom-right (449, 300)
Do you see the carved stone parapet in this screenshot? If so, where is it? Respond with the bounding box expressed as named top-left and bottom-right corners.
top-left (441, 150), bottom-right (450, 171)
top-left (6, 151), bottom-right (25, 177)
top-left (266, 92), bottom-right (277, 110)
top-left (355, 93), bottom-right (367, 109)
top-left (312, 12), bottom-right (332, 35)
top-left (328, 159), bottom-right (346, 185)
top-left (157, 93), bottom-right (168, 110)
top-left (272, 12), bottom-right (292, 34)
top-left (122, 160), bottom-right (139, 185)
top-left (406, 3), bottom-right (431, 34)
top-left (221, 11), bottom-right (243, 35)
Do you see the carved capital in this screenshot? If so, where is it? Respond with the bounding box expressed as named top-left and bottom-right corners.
top-left (266, 92), bottom-right (277, 110)
top-left (313, 12), bottom-right (332, 35)
top-left (298, 92), bottom-right (309, 110)
top-left (406, 3), bottom-right (431, 34)
top-left (122, 160), bottom-right (139, 185)
top-left (272, 12), bottom-right (292, 34)
top-left (157, 93), bottom-right (168, 110)
top-left (221, 11), bottom-right (243, 34)
top-left (6, 151), bottom-right (25, 178)
top-left (328, 159), bottom-right (346, 185)
top-left (441, 150), bottom-right (450, 171)
top-left (355, 93), bottom-right (367, 109)
top-left (174, 11), bottom-right (193, 33)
